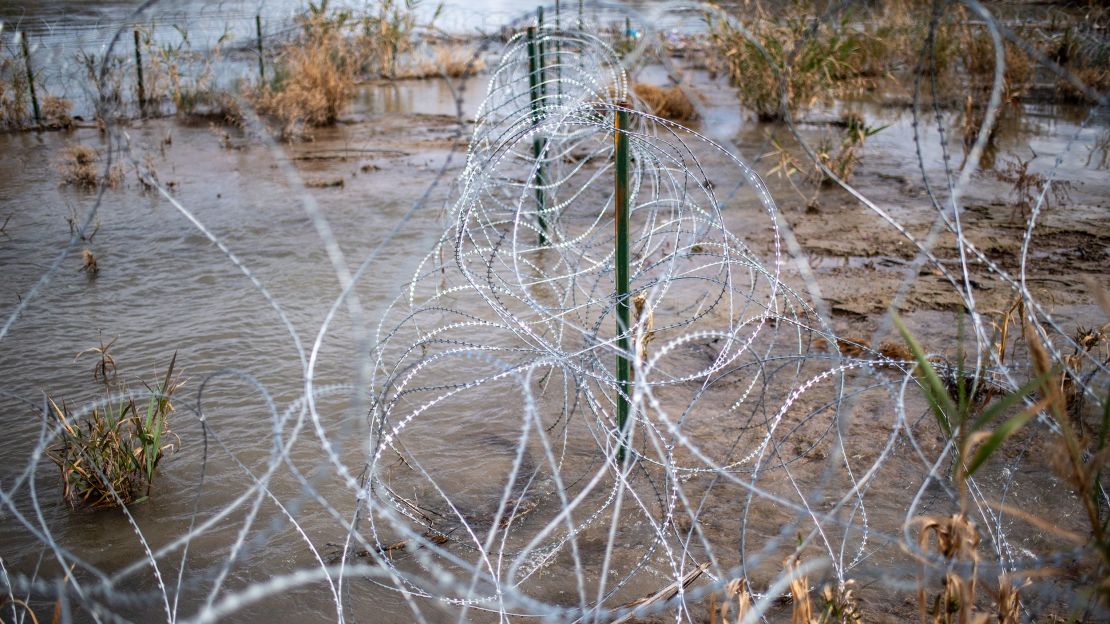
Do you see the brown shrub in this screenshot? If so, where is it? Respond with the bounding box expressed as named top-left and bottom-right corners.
top-left (57, 145), bottom-right (123, 189)
top-left (42, 96), bottom-right (74, 130)
top-left (255, 13), bottom-right (356, 138)
top-left (632, 82), bottom-right (697, 121)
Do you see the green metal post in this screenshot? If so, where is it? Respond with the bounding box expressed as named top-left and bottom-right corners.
top-left (133, 29), bottom-right (145, 114)
top-left (537, 6), bottom-right (546, 97)
top-left (256, 14), bottom-right (266, 83)
top-left (614, 104), bottom-right (631, 463)
top-left (554, 0), bottom-right (562, 99)
top-left (20, 33), bottom-right (41, 126)
top-left (526, 26), bottom-right (547, 246)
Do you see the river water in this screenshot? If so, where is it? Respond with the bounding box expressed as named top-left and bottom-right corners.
top-left (2, 2), bottom-right (1109, 623)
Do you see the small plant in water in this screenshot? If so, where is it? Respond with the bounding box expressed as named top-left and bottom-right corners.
top-left (897, 309), bottom-right (1110, 611)
top-left (75, 333), bottom-right (117, 384)
top-left (80, 248), bottom-right (99, 278)
top-left (57, 144), bottom-right (124, 190)
top-left (993, 151), bottom-right (1071, 222)
top-left (47, 352), bottom-right (183, 508)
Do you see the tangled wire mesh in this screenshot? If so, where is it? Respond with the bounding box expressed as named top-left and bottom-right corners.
top-left (1, 1), bottom-right (1108, 623)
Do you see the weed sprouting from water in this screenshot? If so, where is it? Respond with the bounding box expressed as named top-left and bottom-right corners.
top-left (75, 333), bottom-right (117, 384)
top-left (80, 248), bottom-right (99, 278)
top-left (57, 144), bottom-right (123, 189)
top-left (992, 151), bottom-right (1072, 222)
top-left (46, 352), bottom-right (183, 509)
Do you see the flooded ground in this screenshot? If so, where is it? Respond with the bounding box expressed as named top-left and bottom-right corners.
top-left (1, 3), bottom-right (1109, 624)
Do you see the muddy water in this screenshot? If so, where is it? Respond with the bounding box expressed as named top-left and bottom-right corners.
top-left (0, 94), bottom-right (477, 620)
top-left (1, 16), bottom-right (1109, 622)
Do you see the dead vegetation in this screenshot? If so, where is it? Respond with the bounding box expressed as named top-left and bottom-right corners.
top-left (707, 3), bottom-right (867, 121)
top-left (764, 112), bottom-right (886, 203)
top-left (992, 151), bottom-right (1072, 222)
top-left (706, 0), bottom-right (1107, 126)
top-left (633, 82), bottom-right (697, 121)
top-left (394, 43), bottom-right (486, 79)
top-left (56, 144), bottom-right (123, 189)
top-left (81, 248), bottom-right (99, 277)
top-left (255, 0), bottom-right (451, 137)
top-left (305, 176), bottom-right (345, 188)
top-left (254, 8), bottom-right (358, 138)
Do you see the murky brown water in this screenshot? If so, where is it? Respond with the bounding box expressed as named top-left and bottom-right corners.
top-left (2, 4), bottom-right (1110, 621)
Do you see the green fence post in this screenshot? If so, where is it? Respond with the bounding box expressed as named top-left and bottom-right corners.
top-left (20, 33), bottom-right (41, 126)
top-left (133, 29), bottom-right (146, 114)
top-left (256, 14), bottom-right (266, 83)
top-left (526, 26), bottom-right (547, 246)
top-left (614, 103), bottom-right (631, 463)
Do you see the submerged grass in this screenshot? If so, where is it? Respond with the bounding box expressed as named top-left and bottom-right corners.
top-left (46, 352), bottom-right (183, 509)
top-left (56, 144), bottom-right (124, 190)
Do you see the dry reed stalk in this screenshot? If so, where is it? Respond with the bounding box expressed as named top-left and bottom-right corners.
top-left (632, 293), bottom-right (654, 364)
top-left (995, 575), bottom-right (1023, 624)
top-left (81, 249), bottom-right (99, 277)
top-left (718, 578), bottom-right (752, 624)
top-left (915, 514), bottom-right (981, 624)
top-left (786, 554), bottom-right (814, 624)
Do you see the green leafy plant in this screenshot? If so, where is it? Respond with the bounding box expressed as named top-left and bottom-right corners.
top-left (893, 313), bottom-right (1050, 490)
top-left (47, 352), bottom-right (182, 508)
top-left (897, 311), bottom-right (1110, 609)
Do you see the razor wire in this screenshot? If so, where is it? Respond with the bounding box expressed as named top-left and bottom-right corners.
top-left (0, 2), bottom-right (1108, 623)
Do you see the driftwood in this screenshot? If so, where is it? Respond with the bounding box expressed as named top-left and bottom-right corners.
top-left (607, 562), bottom-right (709, 624)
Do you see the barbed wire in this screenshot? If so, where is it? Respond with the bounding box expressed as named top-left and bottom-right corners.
top-left (1, 1), bottom-right (1108, 623)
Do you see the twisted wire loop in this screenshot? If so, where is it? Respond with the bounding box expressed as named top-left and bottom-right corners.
top-left (351, 21), bottom-right (862, 621)
top-left (1, 1), bottom-right (1108, 622)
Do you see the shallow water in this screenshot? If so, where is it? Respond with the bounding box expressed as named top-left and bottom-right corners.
top-left (2, 4), bottom-right (1110, 622)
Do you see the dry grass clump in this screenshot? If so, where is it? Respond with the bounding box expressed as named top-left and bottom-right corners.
top-left (0, 56), bottom-right (29, 127)
top-left (81, 248), bottom-right (99, 277)
top-left (395, 43), bottom-right (486, 79)
top-left (633, 82), bottom-right (697, 121)
top-left (46, 353), bottom-right (183, 509)
top-left (255, 10), bottom-right (357, 138)
top-left (57, 144), bottom-right (123, 189)
top-left (707, 3), bottom-right (870, 121)
top-left (58, 145), bottom-right (98, 188)
top-left (42, 95), bottom-right (74, 129)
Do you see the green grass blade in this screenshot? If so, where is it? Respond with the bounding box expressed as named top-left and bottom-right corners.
top-left (893, 313), bottom-right (955, 436)
top-left (971, 370), bottom-right (1053, 433)
top-left (965, 400), bottom-right (1045, 477)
